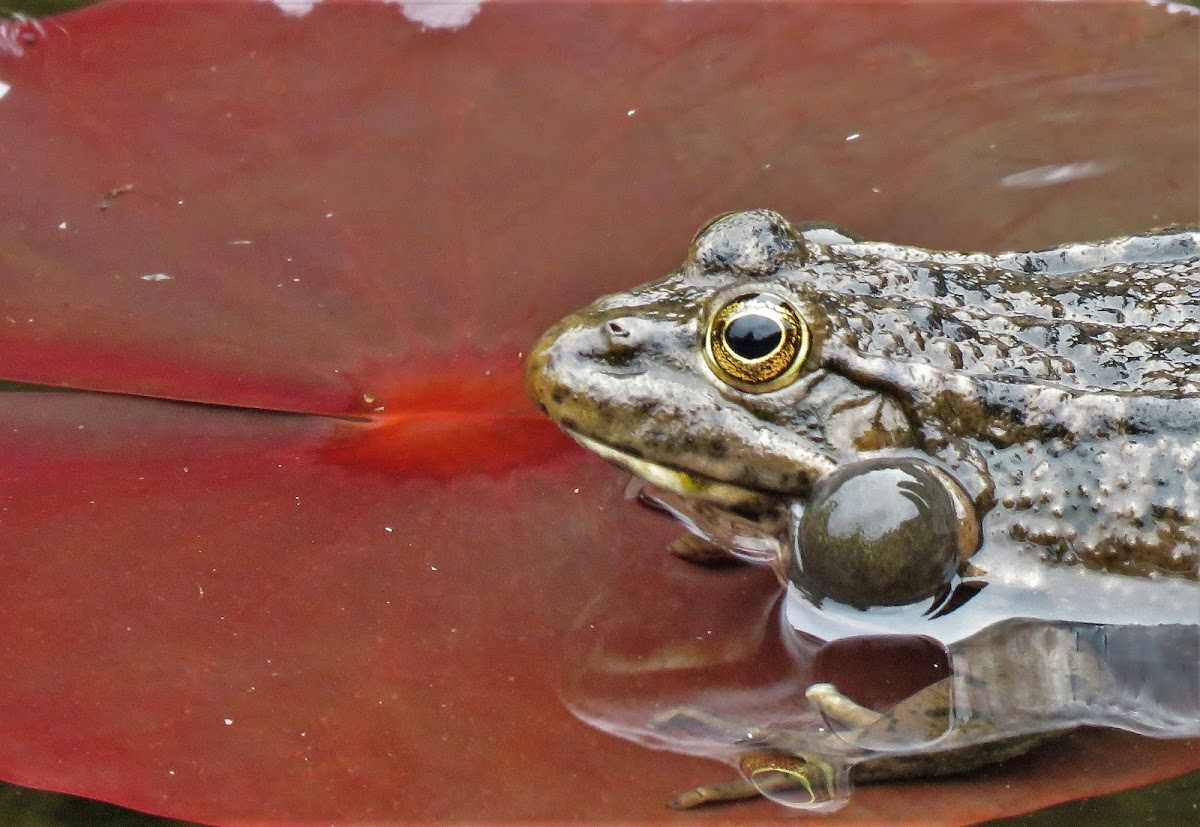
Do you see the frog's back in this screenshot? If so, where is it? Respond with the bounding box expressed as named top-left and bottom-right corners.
top-left (814, 228), bottom-right (1200, 397)
top-left (806, 228), bottom-right (1200, 581)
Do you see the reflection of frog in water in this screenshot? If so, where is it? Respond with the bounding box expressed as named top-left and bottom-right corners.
top-left (525, 211), bottom-right (1200, 808)
top-left (654, 620), bottom-right (1109, 809)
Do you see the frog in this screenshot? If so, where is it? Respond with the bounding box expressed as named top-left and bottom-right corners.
top-left (524, 209), bottom-right (1200, 807)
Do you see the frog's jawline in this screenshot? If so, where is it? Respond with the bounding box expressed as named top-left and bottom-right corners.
top-left (565, 430), bottom-right (771, 508)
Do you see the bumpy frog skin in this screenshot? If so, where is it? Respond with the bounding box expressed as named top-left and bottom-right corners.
top-left (529, 209), bottom-right (1200, 580)
top-left (526, 211), bottom-right (1200, 808)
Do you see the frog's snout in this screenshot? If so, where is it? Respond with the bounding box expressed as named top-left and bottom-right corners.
top-left (524, 311), bottom-right (648, 425)
top-left (523, 325), bottom-right (557, 415)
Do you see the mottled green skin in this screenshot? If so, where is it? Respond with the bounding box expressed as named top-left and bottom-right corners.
top-left (527, 210), bottom-right (1200, 581)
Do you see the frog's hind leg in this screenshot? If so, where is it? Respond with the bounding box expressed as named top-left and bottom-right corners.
top-left (650, 706), bottom-right (787, 809)
top-left (650, 706), bottom-right (845, 810)
top-left (666, 749), bottom-right (845, 811)
top-left (667, 777), bottom-right (762, 810)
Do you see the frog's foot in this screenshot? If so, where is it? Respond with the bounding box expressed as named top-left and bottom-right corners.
top-left (667, 750), bottom-right (844, 811)
top-left (650, 707), bottom-right (847, 811)
top-left (665, 534), bottom-right (746, 566)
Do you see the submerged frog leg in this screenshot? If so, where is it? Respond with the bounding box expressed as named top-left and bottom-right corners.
top-left (668, 750), bottom-right (842, 810)
top-left (648, 706), bottom-right (780, 744)
top-left (667, 777), bottom-right (761, 809)
top-left (665, 534), bottom-right (746, 566)
top-left (805, 683), bottom-right (882, 730)
top-left (635, 491), bottom-right (750, 566)
top-left (651, 707), bottom-right (847, 810)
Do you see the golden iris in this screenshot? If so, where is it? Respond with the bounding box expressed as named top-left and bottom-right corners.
top-left (705, 293), bottom-right (809, 391)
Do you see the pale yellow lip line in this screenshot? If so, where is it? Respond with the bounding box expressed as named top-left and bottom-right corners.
top-left (565, 429), bottom-right (763, 503)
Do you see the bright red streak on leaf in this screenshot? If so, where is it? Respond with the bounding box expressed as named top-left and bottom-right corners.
top-left (0, 0), bottom-right (1195, 824)
top-left (323, 356), bottom-right (570, 478)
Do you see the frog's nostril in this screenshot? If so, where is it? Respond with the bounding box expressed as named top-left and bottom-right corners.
top-left (605, 320), bottom-right (630, 339)
top-left (598, 318), bottom-right (642, 369)
top-left (602, 318), bottom-right (638, 352)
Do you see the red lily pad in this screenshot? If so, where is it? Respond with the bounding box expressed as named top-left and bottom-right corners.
top-left (0, 0), bottom-right (1196, 823)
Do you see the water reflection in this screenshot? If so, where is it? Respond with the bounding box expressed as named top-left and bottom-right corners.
top-left (565, 533), bottom-right (1200, 812)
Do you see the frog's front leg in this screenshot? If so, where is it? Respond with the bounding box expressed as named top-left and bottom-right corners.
top-left (634, 490), bottom-right (757, 566)
top-left (665, 534), bottom-right (747, 566)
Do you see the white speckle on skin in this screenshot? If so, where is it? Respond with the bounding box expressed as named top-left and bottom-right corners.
top-left (58, 221), bottom-right (67, 229)
top-left (141, 273), bottom-right (174, 282)
top-left (0, 81), bottom-right (11, 100)
top-left (845, 132), bottom-right (860, 141)
top-left (224, 718), bottom-right (234, 726)
top-left (627, 108), bottom-right (636, 116)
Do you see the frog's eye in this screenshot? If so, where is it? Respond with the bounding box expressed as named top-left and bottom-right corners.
top-left (705, 293), bottom-right (809, 392)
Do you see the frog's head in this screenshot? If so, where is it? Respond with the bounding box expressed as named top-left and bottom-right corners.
top-left (527, 210), bottom-right (981, 609)
top-left (526, 209), bottom-right (866, 508)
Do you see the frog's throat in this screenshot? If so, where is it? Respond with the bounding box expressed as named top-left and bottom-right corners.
top-left (566, 430), bottom-right (765, 507)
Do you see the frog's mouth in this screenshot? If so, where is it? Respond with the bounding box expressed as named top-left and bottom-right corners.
top-left (566, 430), bottom-right (777, 510)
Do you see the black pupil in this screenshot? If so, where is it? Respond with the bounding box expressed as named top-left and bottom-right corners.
top-left (724, 313), bottom-right (783, 360)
